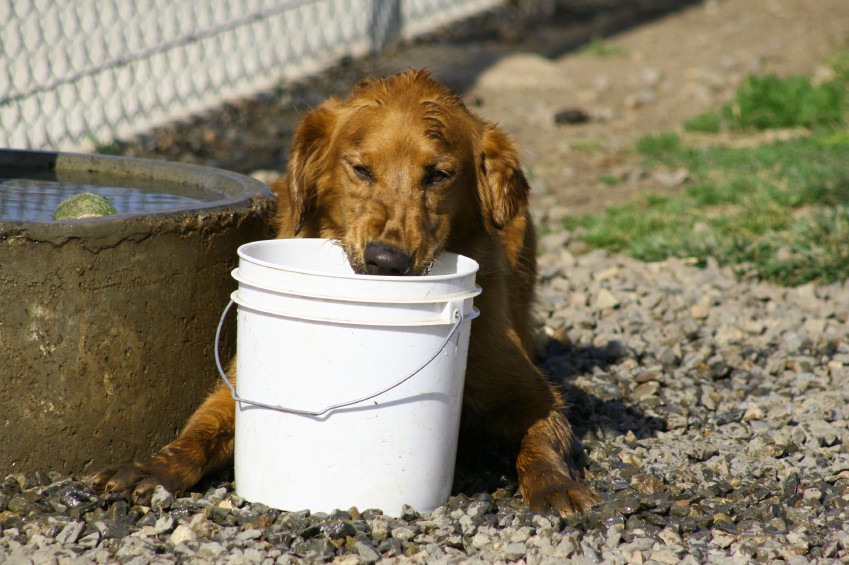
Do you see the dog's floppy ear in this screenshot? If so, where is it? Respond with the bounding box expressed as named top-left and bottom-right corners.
top-left (478, 123), bottom-right (530, 232)
top-left (286, 101), bottom-right (339, 234)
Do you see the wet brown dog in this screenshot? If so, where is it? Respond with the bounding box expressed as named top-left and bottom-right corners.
top-left (93, 70), bottom-right (599, 515)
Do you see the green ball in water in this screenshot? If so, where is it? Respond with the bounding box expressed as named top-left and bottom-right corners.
top-left (53, 193), bottom-right (118, 220)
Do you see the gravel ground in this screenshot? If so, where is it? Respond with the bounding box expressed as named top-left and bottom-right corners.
top-left (5, 1), bottom-right (849, 563)
top-left (3, 229), bottom-right (848, 564)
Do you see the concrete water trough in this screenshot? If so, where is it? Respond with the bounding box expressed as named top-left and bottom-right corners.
top-left (0, 149), bottom-right (278, 477)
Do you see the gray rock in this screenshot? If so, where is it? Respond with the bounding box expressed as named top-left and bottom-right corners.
top-left (55, 521), bottom-right (85, 545)
top-left (502, 541), bottom-right (527, 560)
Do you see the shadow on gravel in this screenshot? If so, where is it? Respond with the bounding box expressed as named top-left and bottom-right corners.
top-left (115, 0), bottom-right (703, 175)
top-left (538, 338), bottom-right (666, 442)
top-left (451, 336), bottom-right (664, 497)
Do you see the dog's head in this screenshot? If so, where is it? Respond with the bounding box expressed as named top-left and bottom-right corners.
top-left (285, 69), bottom-right (529, 276)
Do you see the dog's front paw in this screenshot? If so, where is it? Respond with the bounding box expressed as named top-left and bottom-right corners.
top-left (90, 462), bottom-right (171, 503)
top-left (90, 448), bottom-right (201, 504)
top-left (519, 460), bottom-right (601, 516)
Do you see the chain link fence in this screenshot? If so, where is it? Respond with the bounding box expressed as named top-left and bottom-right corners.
top-left (1, 0), bottom-right (499, 151)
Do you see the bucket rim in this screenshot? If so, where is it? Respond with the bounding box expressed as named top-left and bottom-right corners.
top-left (232, 268), bottom-right (482, 305)
top-left (237, 238), bottom-right (480, 282)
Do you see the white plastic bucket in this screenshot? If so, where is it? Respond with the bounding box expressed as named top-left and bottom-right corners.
top-left (223, 238), bottom-right (480, 516)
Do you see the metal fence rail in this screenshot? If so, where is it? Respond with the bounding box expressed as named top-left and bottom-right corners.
top-left (1, 0), bottom-right (499, 151)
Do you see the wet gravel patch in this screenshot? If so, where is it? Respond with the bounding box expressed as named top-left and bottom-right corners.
top-left (3, 230), bottom-right (849, 563)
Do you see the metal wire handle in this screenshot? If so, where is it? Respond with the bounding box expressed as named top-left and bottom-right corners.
top-left (214, 299), bottom-right (465, 417)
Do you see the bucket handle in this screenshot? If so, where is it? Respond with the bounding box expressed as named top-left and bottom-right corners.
top-left (214, 299), bottom-right (466, 417)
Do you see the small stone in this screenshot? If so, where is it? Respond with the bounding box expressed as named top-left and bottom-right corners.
top-left (596, 289), bottom-right (620, 310)
top-left (56, 521), bottom-right (85, 545)
top-left (742, 406), bottom-right (765, 421)
top-left (390, 525), bottom-right (417, 541)
top-left (150, 485), bottom-right (174, 512)
top-left (711, 532), bottom-right (735, 548)
top-left (625, 549), bottom-right (646, 564)
top-left (154, 514), bottom-right (175, 535)
top-left (237, 528), bottom-right (262, 540)
top-left (625, 88), bottom-right (657, 108)
top-left (169, 524), bottom-right (197, 545)
top-left (355, 541), bottom-right (381, 562)
top-left (321, 519), bottom-right (357, 540)
top-left (690, 296), bottom-right (711, 319)
top-left (806, 421), bottom-right (841, 447)
top-left (653, 168), bottom-right (690, 189)
top-left (785, 356), bottom-right (816, 373)
top-left (712, 512), bottom-right (734, 524)
top-left (714, 326), bottom-right (744, 344)
top-left (472, 532), bottom-right (492, 550)
top-left (649, 549), bottom-right (682, 564)
top-left (594, 266), bottom-right (620, 281)
top-left (660, 346), bottom-right (682, 368)
top-left (510, 526), bottom-right (533, 543)
top-left (77, 531), bottom-right (101, 549)
top-left (554, 107), bottom-right (591, 125)
top-left (368, 516), bottom-right (390, 542)
top-left (196, 542), bottom-right (226, 559)
top-left (502, 541), bottom-right (527, 561)
top-left (6, 495), bottom-right (32, 514)
top-left (458, 514), bottom-right (478, 535)
top-left (187, 513), bottom-right (214, 538)
top-left (632, 381), bottom-right (660, 401)
top-left (741, 320), bottom-right (766, 335)
top-left (631, 474), bottom-right (665, 495)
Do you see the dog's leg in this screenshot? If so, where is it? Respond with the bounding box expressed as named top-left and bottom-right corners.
top-left (464, 322), bottom-right (600, 515)
top-left (91, 367), bottom-right (237, 502)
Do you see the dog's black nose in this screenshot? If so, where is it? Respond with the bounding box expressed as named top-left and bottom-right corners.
top-left (364, 243), bottom-right (413, 275)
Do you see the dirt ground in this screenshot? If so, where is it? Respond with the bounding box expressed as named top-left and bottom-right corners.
top-left (116, 0), bottom-right (849, 219)
top-left (467, 0), bottom-right (849, 218)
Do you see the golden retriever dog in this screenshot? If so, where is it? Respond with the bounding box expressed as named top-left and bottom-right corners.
top-left (93, 70), bottom-right (599, 515)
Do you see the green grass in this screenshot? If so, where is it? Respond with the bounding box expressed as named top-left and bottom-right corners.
top-left (579, 35), bottom-right (625, 58)
top-left (84, 132), bottom-right (121, 155)
top-left (686, 55), bottom-right (849, 133)
top-left (600, 174), bottom-right (622, 186)
top-left (634, 132), bottom-right (682, 158)
top-left (565, 61), bottom-right (849, 286)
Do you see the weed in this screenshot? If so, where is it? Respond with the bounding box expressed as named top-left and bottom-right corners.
top-left (84, 132), bottom-right (121, 155)
top-left (685, 53), bottom-right (849, 133)
top-left (731, 74), bottom-right (845, 130)
top-left (579, 35), bottom-right (625, 57)
top-left (684, 111), bottom-right (722, 133)
top-left (600, 174), bottom-right (621, 186)
top-left (635, 132), bottom-right (681, 158)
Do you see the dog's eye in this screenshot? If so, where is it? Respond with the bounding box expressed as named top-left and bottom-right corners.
top-left (352, 165), bottom-right (373, 182)
top-left (424, 169), bottom-right (451, 187)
